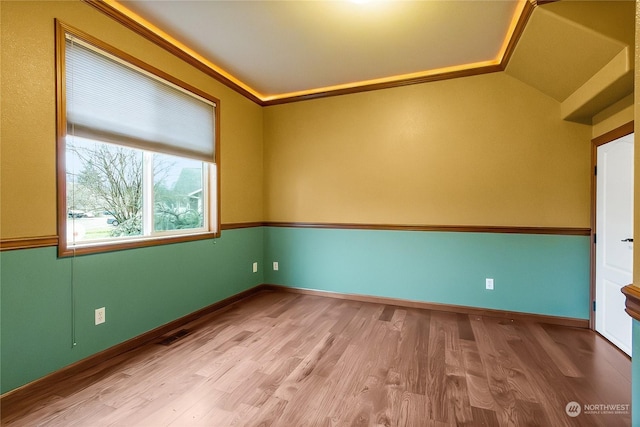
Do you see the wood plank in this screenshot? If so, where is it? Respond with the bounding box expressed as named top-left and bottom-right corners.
top-left (427, 311), bottom-right (449, 422)
top-left (470, 406), bottom-right (500, 427)
top-left (468, 317), bottom-right (518, 410)
top-left (526, 322), bottom-right (581, 378)
top-left (397, 309), bottom-right (430, 395)
top-left (241, 396), bottom-right (288, 427)
top-left (457, 313), bottom-right (476, 341)
top-left (378, 305), bottom-right (396, 322)
top-left (481, 318), bottom-right (539, 403)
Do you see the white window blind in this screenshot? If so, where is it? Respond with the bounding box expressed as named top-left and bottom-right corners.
top-left (65, 36), bottom-right (216, 162)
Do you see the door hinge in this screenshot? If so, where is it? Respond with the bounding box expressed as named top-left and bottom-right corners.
top-left (593, 301), bottom-right (596, 311)
top-left (593, 233), bottom-right (597, 244)
top-left (594, 165), bottom-right (597, 176)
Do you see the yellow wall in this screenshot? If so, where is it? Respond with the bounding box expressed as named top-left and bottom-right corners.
top-left (3, 0), bottom-right (623, 238)
top-left (0, 0), bottom-right (263, 239)
top-left (264, 72), bottom-right (592, 227)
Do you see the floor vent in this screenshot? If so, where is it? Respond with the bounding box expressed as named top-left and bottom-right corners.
top-left (158, 329), bottom-right (190, 346)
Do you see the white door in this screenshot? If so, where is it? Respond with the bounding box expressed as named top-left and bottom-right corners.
top-left (596, 133), bottom-right (634, 356)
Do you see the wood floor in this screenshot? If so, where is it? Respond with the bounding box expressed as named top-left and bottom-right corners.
top-left (1, 291), bottom-right (632, 426)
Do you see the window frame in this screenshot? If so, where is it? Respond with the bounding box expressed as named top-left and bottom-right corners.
top-left (56, 21), bottom-right (221, 257)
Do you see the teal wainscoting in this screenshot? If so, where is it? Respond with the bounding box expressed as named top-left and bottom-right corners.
top-left (0, 227), bottom-right (264, 394)
top-left (264, 227), bottom-right (590, 320)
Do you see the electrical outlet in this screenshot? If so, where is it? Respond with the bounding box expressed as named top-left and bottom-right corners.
top-left (273, 261), bottom-right (279, 271)
top-left (486, 278), bottom-right (494, 290)
top-left (252, 262), bottom-right (258, 273)
top-left (95, 307), bottom-right (106, 325)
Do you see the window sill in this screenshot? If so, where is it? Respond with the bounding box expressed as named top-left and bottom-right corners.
top-left (58, 231), bottom-right (220, 257)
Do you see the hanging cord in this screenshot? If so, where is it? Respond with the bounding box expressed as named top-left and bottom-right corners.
top-left (71, 248), bottom-right (77, 348)
top-left (68, 36), bottom-right (78, 348)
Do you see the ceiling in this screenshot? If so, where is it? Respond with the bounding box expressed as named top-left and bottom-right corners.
top-left (101, 0), bottom-right (635, 114)
top-left (114, 0), bottom-right (528, 102)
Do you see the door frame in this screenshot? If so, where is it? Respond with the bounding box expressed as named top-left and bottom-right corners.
top-left (590, 121), bottom-right (634, 330)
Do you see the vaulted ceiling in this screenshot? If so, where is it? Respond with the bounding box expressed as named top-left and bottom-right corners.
top-left (506, 1), bottom-right (635, 123)
top-left (103, 0), bottom-right (634, 116)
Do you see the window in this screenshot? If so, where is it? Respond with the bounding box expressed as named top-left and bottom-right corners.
top-left (56, 22), bottom-right (220, 256)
